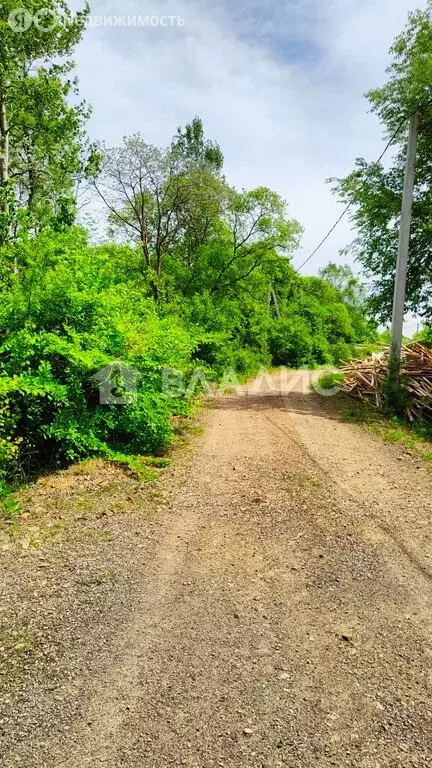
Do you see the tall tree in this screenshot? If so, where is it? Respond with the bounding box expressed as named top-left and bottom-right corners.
top-left (95, 128), bottom-right (226, 291)
top-left (95, 135), bottom-right (191, 281)
top-left (171, 116), bottom-right (224, 173)
top-left (0, 1), bottom-right (90, 242)
top-left (332, 2), bottom-right (432, 322)
top-left (208, 187), bottom-right (301, 295)
top-left (319, 263), bottom-right (367, 310)
top-left (96, 133), bottom-right (301, 301)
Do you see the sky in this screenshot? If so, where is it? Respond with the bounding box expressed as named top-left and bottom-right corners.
top-left (70, 0), bottom-right (426, 331)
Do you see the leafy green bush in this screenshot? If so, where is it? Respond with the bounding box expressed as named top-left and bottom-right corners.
top-left (317, 372), bottom-right (344, 391)
top-left (180, 291), bottom-right (270, 377)
top-left (0, 2), bottom-right (379, 500)
top-left (331, 340), bottom-right (355, 365)
top-left (0, 231), bottom-right (195, 485)
top-left (0, 226), bottom-right (376, 490)
top-left (269, 317), bottom-right (314, 367)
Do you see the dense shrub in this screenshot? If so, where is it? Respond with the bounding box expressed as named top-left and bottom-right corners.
top-left (0, 227), bottom-right (378, 489)
top-left (0, 231), bottom-right (196, 486)
top-left (0, 0), bottom-right (379, 496)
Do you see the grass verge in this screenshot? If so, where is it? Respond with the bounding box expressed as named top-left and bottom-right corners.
top-left (315, 372), bottom-right (432, 464)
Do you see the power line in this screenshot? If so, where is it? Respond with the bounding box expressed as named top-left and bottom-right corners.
top-left (295, 113), bottom-right (411, 274)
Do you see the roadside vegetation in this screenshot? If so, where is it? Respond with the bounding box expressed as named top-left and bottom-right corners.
top-left (0, 1), bottom-right (376, 504)
top-left (2, 1), bottom-right (432, 508)
top-left (340, 397), bottom-right (432, 465)
top-left (319, 1), bottom-right (432, 451)
top-left (333, 2), bottom-right (432, 324)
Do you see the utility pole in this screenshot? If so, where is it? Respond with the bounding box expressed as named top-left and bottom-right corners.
top-left (388, 112), bottom-right (419, 393)
top-left (271, 285), bottom-right (281, 320)
top-left (268, 284), bottom-right (281, 320)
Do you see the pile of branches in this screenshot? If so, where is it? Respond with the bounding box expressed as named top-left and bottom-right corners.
top-left (340, 343), bottom-right (432, 421)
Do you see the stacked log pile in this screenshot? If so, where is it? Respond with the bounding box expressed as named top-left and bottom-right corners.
top-left (340, 343), bottom-right (432, 421)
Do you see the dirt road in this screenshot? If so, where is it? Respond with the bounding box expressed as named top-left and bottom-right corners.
top-left (1, 373), bottom-right (432, 767)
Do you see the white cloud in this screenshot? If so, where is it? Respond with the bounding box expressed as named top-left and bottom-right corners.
top-left (71, 0), bottom-right (427, 277)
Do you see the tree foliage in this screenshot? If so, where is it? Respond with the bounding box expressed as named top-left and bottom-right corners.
top-left (0, 1), bottom-right (91, 242)
top-left (0, 0), bottom-right (376, 494)
top-left (171, 116), bottom-right (224, 172)
top-left (332, 1), bottom-right (432, 322)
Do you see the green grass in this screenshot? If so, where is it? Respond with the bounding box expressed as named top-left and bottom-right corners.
top-left (316, 368), bottom-right (432, 465)
top-left (0, 496), bottom-right (22, 520)
top-left (340, 399), bottom-right (432, 464)
top-left (104, 452), bottom-right (161, 481)
top-left (316, 372), bottom-right (344, 391)
top-left (139, 456), bottom-right (171, 468)
top-left (0, 628), bottom-right (35, 655)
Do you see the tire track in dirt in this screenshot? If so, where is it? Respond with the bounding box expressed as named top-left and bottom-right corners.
top-left (2, 377), bottom-right (432, 767)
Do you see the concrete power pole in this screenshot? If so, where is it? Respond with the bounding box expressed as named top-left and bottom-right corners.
top-left (388, 112), bottom-right (419, 393)
top-left (268, 284), bottom-right (281, 320)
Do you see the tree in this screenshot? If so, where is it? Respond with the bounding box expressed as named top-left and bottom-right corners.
top-left (319, 262), bottom-right (377, 344)
top-left (332, 2), bottom-right (432, 323)
top-left (0, 1), bottom-right (90, 242)
top-left (319, 263), bottom-right (367, 309)
top-left (96, 126), bottom-right (302, 304)
top-left (208, 187), bottom-right (302, 295)
top-left (171, 116), bottom-right (224, 173)
top-left (95, 119), bottom-right (226, 288)
top-left (94, 135), bottom-right (196, 283)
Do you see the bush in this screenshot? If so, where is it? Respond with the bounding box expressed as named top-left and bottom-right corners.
top-left (0, 226), bottom-right (376, 488)
top-left (0, 232), bottom-right (195, 484)
top-left (331, 340), bottom-right (355, 365)
top-left (269, 317), bottom-right (314, 367)
top-left (317, 372), bottom-right (344, 391)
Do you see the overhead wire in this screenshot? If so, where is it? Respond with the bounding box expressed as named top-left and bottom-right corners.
top-left (294, 110), bottom-right (415, 273)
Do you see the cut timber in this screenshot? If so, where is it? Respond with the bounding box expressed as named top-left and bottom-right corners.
top-left (340, 343), bottom-right (432, 421)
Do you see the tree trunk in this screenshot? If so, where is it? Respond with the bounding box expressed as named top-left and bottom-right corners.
top-left (140, 230), bottom-right (159, 302)
top-left (0, 88), bottom-right (10, 214)
top-left (139, 218), bottom-right (152, 269)
top-left (156, 244), bottom-right (163, 277)
top-left (27, 168), bottom-right (36, 213)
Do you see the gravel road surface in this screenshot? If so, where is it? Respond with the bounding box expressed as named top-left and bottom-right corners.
top-left (1, 373), bottom-right (432, 767)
